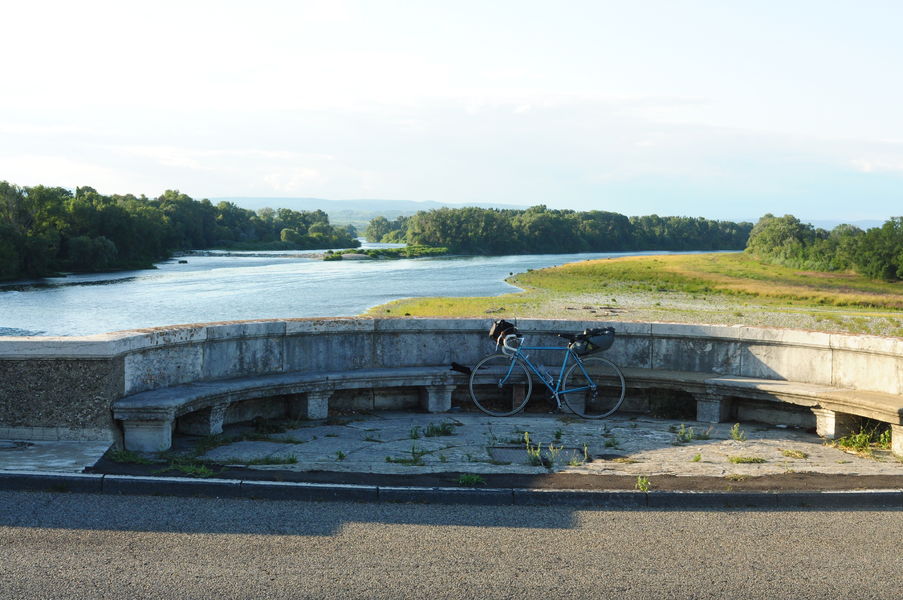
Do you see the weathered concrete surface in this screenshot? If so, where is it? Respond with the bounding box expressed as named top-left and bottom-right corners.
top-left (0, 358), bottom-right (122, 440)
top-left (190, 412), bottom-right (903, 479)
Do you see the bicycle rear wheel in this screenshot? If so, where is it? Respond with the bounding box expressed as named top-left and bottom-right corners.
top-left (561, 356), bottom-right (625, 419)
top-left (468, 354), bottom-right (533, 417)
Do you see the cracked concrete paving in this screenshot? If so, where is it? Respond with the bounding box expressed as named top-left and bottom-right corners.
top-left (3, 411), bottom-right (901, 480)
top-left (193, 411), bottom-right (903, 478)
top-left (0, 440), bottom-right (112, 473)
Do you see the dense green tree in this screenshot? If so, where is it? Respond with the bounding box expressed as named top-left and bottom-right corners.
top-left (365, 215), bottom-right (408, 243)
top-left (374, 205), bottom-right (751, 255)
top-left (853, 218), bottom-right (903, 281)
top-left (744, 213), bottom-right (903, 282)
top-left (745, 214), bottom-right (817, 263)
top-left (365, 216), bottom-right (392, 242)
top-left (0, 181), bottom-right (361, 281)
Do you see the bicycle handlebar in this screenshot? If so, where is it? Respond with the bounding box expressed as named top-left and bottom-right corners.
top-left (500, 333), bottom-right (522, 355)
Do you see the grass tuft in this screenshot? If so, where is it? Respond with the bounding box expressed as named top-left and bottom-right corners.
top-left (728, 456), bottom-right (766, 464)
top-left (107, 449), bottom-right (153, 465)
top-left (781, 449), bottom-right (809, 459)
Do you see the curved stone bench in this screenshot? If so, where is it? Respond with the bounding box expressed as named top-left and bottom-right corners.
top-left (621, 367), bottom-right (903, 447)
top-left (1, 318), bottom-right (901, 456)
top-left (113, 367), bottom-right (463, 451)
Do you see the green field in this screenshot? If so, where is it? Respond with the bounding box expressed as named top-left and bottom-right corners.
top-left (365, 253), bottom-right (903, 337)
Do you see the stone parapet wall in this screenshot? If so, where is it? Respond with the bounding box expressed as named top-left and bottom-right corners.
top-left (1, 318), bottom-right (902, 441)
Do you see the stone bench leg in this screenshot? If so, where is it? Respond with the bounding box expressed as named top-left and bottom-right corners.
top-left (811, 408), bottom-right (859, 440)
top-left (695, 393), bottom-right (731, 423)
top-left (122, 419), bottom-right (174, 452)
top-left (421, 384), bottom-right (457, 413)
top-left (177, 404), bottom-right (228, 436)
top-left (289, 391), bottom-right (332, 420)
top-left (892, 425), bottom-right (903, 457)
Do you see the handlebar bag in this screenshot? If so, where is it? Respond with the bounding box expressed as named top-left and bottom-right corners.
top-left (488, 319), bottom-right (519, 344)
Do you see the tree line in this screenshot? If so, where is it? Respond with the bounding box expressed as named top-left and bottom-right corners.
top-left (745, 214), bottom-right (903, 281)
top-left (0, 182), bottom-right (359, 281)
top-left (365, 205), bottom-right (753, 254)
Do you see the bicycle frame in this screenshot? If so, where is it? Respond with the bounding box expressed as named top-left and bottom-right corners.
top-left (500, 336), bottom-right (596, 403)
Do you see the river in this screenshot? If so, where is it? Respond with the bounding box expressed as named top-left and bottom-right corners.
top-left (0, 244), bottom-right (679, 337)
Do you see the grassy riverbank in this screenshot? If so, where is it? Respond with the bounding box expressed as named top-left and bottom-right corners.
top-left (365, 253), bottom-right (903, 337)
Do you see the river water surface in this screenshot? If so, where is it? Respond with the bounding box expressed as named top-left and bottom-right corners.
top-left (1, 245), bottom-right (676, 337)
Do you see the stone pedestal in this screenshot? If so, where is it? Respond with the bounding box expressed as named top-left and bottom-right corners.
top-left (811, 408), bottom-right (859, 440)
top-left (695, 393), bottom-right (731, 423)
top-left (421, 384), bottom-right (456, 413)
top-left (122, 419), bottom-right (173, 452)
top-left (891, 424), bottom-right (903, 457)
top-left (176, 404), bottom-right (228, 436)
top-left (288, 390), bottom-right (332, 420)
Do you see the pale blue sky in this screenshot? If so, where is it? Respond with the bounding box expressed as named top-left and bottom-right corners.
top-left (1, 0), bottom-right (901, 221)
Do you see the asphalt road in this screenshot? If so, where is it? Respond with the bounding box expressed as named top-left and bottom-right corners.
top-left (1, 491), bottom-right (900, 599)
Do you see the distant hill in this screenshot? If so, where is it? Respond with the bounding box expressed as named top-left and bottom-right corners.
top-left (212, 197), bottom-right (528, 228)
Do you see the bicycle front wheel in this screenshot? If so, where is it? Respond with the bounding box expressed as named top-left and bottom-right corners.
top-left (562, 356), bottom-right (625, 419)
top-left (468, 354), bottom-right (533, 417)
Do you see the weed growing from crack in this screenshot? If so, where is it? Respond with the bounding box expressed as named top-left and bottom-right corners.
top-left (567, 444), bottom-right (591, 467)
top-left (424, 422), bottom-right (455, 437)
top-left (832, 423), bottom-right (892, 457)
top-left (525, 432), bottom-right (544, 467)
top-left (635, 476), bottom-right (651, 492)
top-left (730, 423), bottom-right (747, 442)
top-left (385, 444), bottom-right (428, 466)
top-left (546, 443), bottom-right (562, 465)
top-left (672, 424), bottom-right (713, 445)
top-left (457, 474), bottom-right (486, 487)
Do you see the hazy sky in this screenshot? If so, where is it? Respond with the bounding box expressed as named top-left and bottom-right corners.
top-left (2, 0), bottom-right (901, 221)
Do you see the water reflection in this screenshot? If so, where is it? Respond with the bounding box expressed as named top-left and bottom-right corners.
top-left (0, 276), bottom-right (142, 293)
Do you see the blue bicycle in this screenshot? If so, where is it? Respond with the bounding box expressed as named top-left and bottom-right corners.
top-left (468, 320), bottom-right (626, 419)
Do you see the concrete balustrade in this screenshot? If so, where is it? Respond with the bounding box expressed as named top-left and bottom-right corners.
top-left (0, 318), bottom-right (901, 455)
